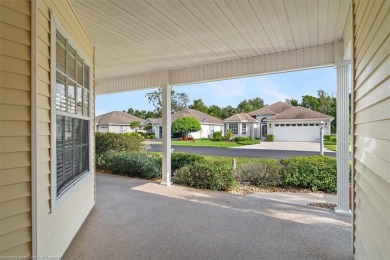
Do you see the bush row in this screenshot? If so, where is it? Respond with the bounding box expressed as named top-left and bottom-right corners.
top-left (97, 150), bottom-right (340, 193)
top-left (95, 132), bottom-right (145, 155)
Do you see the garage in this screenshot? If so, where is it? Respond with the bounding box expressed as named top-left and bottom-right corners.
top-left (272, 123), bottom-right (321, 142)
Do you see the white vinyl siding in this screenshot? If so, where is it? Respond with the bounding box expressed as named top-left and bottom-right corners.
top-left (352, 0), bottom-right (390, 259)
top-left (0, 0), bottom-right (32, 256)
top-left (36, 0), bottom-right (95, 257)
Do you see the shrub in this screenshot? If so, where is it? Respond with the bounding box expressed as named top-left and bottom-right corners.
top-left (237, 139), bottom-right (260, 145)
top-left (173, 162), bottom-right (237, 191)
top-left (213, 131), bottom-right (223, 141)
top-left (265, 134), bottom-right (274, 142)
top-left (224, 130), bottom-right (234, 140)
top-left (234, 136), bottom-right (250, 142)
top-left (95, 132), bottom-right (144, 155)
top-left (236, 161), bottom-right (283, 186)
top-left (146, 134), bottom-right (155, 139)
top-left (280, 156), bottom-right (337, 193)
top-left (171, 153), bottom-right (205, 172)
top-left (324, 134), bottom-right (337, 142)
top-left (107, 152), bottom-right (161, 179)
top-left (96, 152), bottom-right (116, 171)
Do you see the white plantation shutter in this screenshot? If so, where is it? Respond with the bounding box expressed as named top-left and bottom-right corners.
top-left (54, 30), bottom-right (91, 196)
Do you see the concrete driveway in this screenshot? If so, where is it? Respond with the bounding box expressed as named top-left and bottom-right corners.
top-left (232, 141), bottom-right (330, 152)
top-left (64, 173), bottom-right (352, 260)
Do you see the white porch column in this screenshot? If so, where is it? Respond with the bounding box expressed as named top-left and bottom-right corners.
top-left (161, 71), bottom-right (172, 186)
top-left (335, 62), bottom-right (351, 216)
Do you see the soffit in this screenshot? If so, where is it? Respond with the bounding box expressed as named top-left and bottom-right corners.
top-left (70, 0), bottom-right (350, 83)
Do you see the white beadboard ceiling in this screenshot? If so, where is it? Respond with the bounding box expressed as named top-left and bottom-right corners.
top-left (70, 0), bottom-right (351, 84)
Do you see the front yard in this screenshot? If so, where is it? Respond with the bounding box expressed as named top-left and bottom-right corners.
top-left (171, 138), bottom-right (260, 148)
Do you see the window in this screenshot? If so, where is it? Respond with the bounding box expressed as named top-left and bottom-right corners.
top-left (275, 124), bottom-right (280, 127)
top-left (297, 124), bottom-right (302, 126)
top-left (286, 124), bottom-right (291, 126)
top-left (229, 123), bottom-right (238, 134)
top-left (242, 123), bottom-right (246, 135)
top-left (309, 124), bottom-right (314, 126)
top-left (119, 126), bottom-right (124, 133)
top-left (54, 29), bottom-right (90, 198)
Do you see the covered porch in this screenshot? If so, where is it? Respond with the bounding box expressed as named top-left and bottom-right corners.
top-left (74, 0), bottom-right (352, 215)
top-left (63, 173), bottom-right (352, 259)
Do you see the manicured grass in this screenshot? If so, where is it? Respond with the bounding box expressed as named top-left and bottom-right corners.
top-left (202, 155), bottom-right (272, 167)
top-left (324, 145), bottom-right (352, 152)
top-left (171, 139), bottom-right (259, 148)
top-left (325, 145), bottom-right (337, 151)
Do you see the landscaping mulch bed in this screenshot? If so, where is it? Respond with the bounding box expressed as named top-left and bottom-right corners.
top-left (307, 202), bottom-right (337, 210)
top-left (229, 184), bottom-right (319, 195)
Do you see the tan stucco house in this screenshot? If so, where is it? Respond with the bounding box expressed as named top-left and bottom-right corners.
top-left (95, 111), bottom-right (143, 134)
top-left (0, 0), bottom-right (388, 259)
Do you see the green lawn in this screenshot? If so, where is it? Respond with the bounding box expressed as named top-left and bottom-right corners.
top-left (324, 144), bottom-right (352, 152)
top-left (203, 155), bottom-right (272, 167)
top-left (171, 139), bottom-right (259, 148)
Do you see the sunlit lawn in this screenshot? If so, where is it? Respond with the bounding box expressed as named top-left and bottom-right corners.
top-left (171, 139), bottom-right (259, 148)
top-left (325, 145), bottom-right (352, 152)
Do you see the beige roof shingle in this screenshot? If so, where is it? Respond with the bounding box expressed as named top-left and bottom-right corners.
top-left (95, 111), bottom-right (144, 125)
top-left (267, 106), bottom-right (334, 120)
top-left (155, 109), bottom-right (223, 125)
top-left (224, 113), bottom-right (259, 123)
top-left (248, 101), bottom-right (292, 116)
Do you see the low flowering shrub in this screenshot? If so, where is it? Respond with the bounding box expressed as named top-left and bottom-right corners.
top-left (173, 162), bottom-right (237, 191)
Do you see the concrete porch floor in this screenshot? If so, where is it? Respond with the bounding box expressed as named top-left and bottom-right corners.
top-left (63, 173), bottom-right (352, 260)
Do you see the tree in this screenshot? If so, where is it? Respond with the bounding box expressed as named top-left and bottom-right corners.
top-left (171, 117), bottom-right (201, 137)
top-left (127, 108), bottom-right (134, 114)
top-left (220, 106), bottom-right (236, 119)
top-left (208, 105), bottom-right (223, 118)
top-left (130, 121), bottom-right (141, 130)
top-left (236, 97), bottom-right (264, 113)
top-left (189, 99), bottom-right (209, 113)
top-left (146, 88), bottom-right (189, 117)
top-left (301, 95), bottom-right (319, 111)
top-left (285, 98), bottom-right (299, 106)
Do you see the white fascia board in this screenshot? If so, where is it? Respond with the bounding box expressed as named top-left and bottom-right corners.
top-left (266, 118), bottom-right (334, 122)
top-left (96, 44), bottom-right (335, 95)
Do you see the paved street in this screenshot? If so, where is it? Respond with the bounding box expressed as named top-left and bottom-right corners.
top-left (148, 144), bottom-right (336, 158)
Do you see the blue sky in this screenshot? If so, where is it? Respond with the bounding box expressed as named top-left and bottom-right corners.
top-left (96, 67), bottom-right (336, 116)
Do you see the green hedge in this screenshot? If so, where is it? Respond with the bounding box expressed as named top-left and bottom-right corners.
top-left (171, 153), bottom-right (205, 172)
top-left (280, 156), bottom-right (337, 193)
top-left (95, 132), bottom-right (144, 155)
top-left (98, 152), bottom-right (161, 179)
top-left (173, 162), bottom-right (237, 191)
top-left (265, 134), bottom-right (274, 142)
top-left (213, 131), bottom-right (223, 141)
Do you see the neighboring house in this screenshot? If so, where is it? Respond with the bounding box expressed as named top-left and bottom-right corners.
top-left (154, 109), bottom-right (224, 139)
top-left (248, 101), bottom-right (292, 139)
top-left (95, 111), bottom-right (144, 133)
top-left (140, 118), bottom-right (158, 135)
top-left (266, 106), bottom-right (333, 142)
top-left (229, 101), bottom-right (335, 141)
top-left (223, 113), bottom-right (260, 139)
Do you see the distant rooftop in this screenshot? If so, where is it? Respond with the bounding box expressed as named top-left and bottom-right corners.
top-left (95, 111), bottom-right (144, 125)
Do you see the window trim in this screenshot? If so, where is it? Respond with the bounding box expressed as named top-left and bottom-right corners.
top-left (50, 13), bottom-right (93, 211)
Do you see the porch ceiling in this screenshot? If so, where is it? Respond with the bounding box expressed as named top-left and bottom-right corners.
top-left (70, 0), bottom-right (350, 86)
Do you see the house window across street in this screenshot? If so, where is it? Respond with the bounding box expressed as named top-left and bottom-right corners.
top-left (54, 29), bottom-right (90, 197)
top-left (242, 123), bottom-right (246, 134)
top-left (229, 123), bottom-right (238, 134)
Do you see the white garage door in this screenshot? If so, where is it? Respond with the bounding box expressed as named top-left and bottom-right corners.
top-left (273, 123), bottom-right (320, 142)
